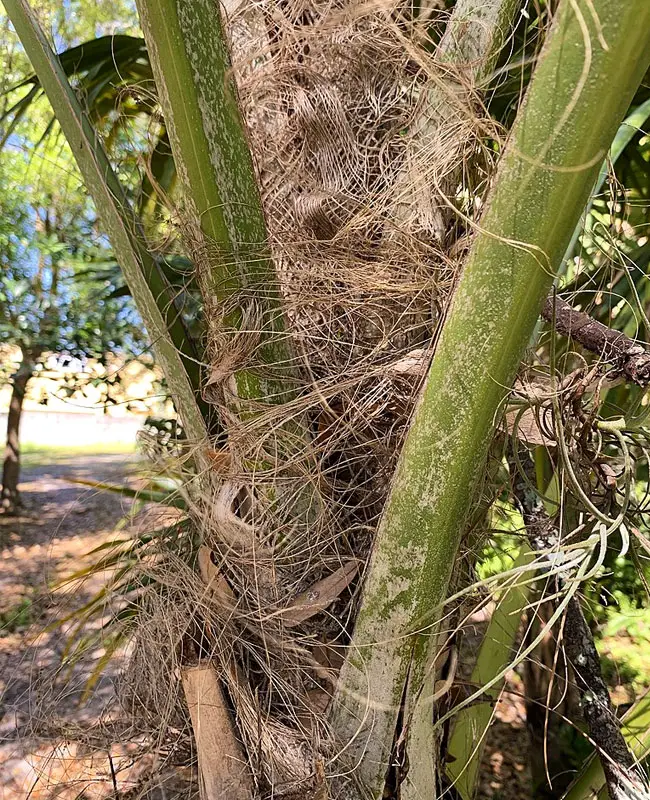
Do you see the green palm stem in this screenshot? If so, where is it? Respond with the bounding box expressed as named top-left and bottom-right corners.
top-left (445, 542), bottom-right (534, 798)
top-left (331, 2), bottom-right (650, 796)
top-left (134, 0), bottom-right (297, 404)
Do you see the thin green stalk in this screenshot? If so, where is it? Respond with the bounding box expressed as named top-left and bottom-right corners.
top-left (3, 0), bottom-right (208, 444)
top-left (445, 543), bottom-right (534, 799)
top-left (134, 0), bottom-right (294, 401)
top-left (445, 449), bottom-right (565, 798)
top-left (331, 2), bottom-right (650, 796)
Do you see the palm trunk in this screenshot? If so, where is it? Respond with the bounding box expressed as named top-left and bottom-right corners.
top-left (1, 353), bottom-right (33, 513)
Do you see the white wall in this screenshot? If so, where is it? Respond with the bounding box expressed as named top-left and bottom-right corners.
top-left (0, 409), bottom-right (143, 447)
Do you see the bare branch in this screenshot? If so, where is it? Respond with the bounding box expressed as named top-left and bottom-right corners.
top-left (542, 296), bottom-right (650, 386)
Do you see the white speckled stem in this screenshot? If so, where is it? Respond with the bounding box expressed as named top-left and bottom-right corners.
top-left (331, 1), bottom-right (650, 796)
top-left (135, 0), bottom-right (296, 401)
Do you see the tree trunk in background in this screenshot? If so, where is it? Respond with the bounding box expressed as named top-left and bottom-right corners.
top-left (1, 353), bottom-right (33, 514)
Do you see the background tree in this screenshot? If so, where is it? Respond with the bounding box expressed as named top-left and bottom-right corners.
top-left (0, 0), bottom-right (145, 511)
top-left (0, 139), bottom-right (144, 510)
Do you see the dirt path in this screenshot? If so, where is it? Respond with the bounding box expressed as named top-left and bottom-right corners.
top-left (0, 454), bottom-right (169, 800)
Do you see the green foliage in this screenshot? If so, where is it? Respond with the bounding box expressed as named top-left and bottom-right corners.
top-left (475, 500), bottom-right (525, 581)
top-left (0, 596), bottom-right (35, 634)
top-left (588, 553), bottom-right (650, 691)
top-left (0, 17), bottom-right (145, 369)
top-left (0, 149), bottom-right (145, 409)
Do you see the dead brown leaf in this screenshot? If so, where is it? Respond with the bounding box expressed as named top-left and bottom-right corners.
top-left (281, 561), bottom-right (359, 626)
top-left (198, 545), bottom-right (236, 609)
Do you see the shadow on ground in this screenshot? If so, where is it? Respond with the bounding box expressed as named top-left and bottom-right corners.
top-left (0, 454), bottom-right (188, 800)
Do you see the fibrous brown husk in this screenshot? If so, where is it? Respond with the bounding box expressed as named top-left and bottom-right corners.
top-left (123, 2), bottom-right (501, 796)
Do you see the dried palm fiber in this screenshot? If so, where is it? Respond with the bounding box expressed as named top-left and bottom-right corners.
top-left (122, 1), bottom-right (504, 796)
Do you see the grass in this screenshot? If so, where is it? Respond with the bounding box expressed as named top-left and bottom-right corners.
top-left (20, 441), bottom-right (138, 466)
top-left (0, 596), bottom-right (36, 635)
